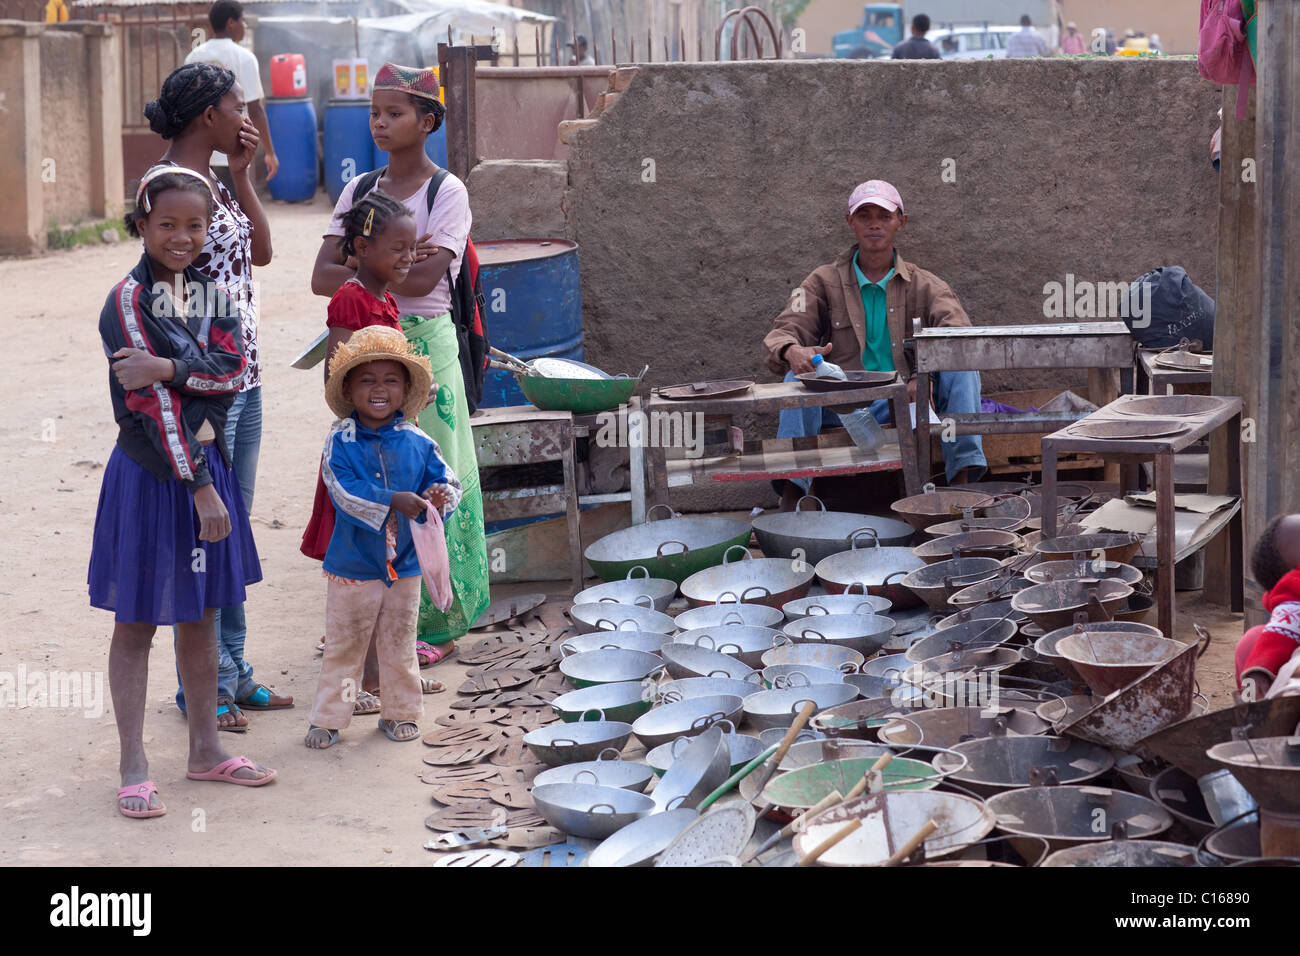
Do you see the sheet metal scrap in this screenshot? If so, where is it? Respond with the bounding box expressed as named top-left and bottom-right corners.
top-left (1140, 696), bottom-right (1300, 780)
top-left (423, 825), bottom-right (509, 850)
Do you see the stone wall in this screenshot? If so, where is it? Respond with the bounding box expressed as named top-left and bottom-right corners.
top-left (566, 58), bottom-right (1220, 395)
top-left (40, 30), bottom-right (95, 226)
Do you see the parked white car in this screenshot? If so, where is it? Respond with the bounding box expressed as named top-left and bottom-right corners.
top-left (929, 26), bottom-right (1020, 59)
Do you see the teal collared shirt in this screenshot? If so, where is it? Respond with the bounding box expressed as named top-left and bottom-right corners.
top-left (852, 251), bottom-right (896, 373)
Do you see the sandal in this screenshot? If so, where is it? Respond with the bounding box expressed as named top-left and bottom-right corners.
top-left (378, 718), bottom-right (420, 742)
top-left (416, 640), bottom-right (456, 668)
top-left (217, 696), bottom-right (249, 733)
top-left (420, 677), bottom-right (446, 694)
top-left (304, 726), bottom-right (339, 749)
top-left (353, 689), bottom-right (381, 715)
top-left (117, 781), bottom-right (166, 819)
top-left (238, 684), bottom-right (294, 710)
top-left (186, 755), bottom-right (278, 787)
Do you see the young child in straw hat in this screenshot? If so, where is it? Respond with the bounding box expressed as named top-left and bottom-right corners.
top-left (307, 326), bottom-right (461, 748)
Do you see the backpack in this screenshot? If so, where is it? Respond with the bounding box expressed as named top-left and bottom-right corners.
top-left (354, 165), bottom-right (490, 413)
top-left (1198, 0), bottom-right (1255, 118)
top-left (1124, 267), bottom-right (1216, 350)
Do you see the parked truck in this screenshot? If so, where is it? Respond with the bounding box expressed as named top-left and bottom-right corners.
top-left (832, 1), bottom-right (1060, 58)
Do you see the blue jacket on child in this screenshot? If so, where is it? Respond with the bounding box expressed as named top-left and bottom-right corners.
top-left (321, 411), bottom-right (462, 584)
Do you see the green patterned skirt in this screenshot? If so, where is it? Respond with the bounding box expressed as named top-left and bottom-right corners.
top-left (401, 313), bottom-right (490, 643)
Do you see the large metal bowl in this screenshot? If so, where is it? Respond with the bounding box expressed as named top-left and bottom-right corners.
top-left (760, 642), bottom-right (865, 674)
top-left (758, 755), bottom-right (943, 811)
top-left (781, 613), bottom-right (896, 657)
top-left (782, 593), bottom-right (893, 619)
top-left (651, 727), bottom-right (731, 811)
top-left (947, 574), bottom-right (1033, 607)
top-left (583, 509), bottom-right (753, 584)
top-left (1033, 532), bottom-right (1143, 565)
top-left (986, 786), bottom-right (1172, 853)
top-left (814, 539), bottom-right (927, 609)
top-left (912, 530), bottom-right (1023, 564)
top-left (530, 782), bottom-right (656, 840)
top-left (752, 497), bottom-right (913, 564)
top-left (900, 557), bottom-right (1003, 611)
top-left (878, 706), bottom-right (1050, 747)
top-left (1010, 579), bottom-right (1134, 631)
top-left (778, 738), bottom-right (890, 771)
top-left (935, 600), bottom-right (1027, 630)
top-left (559, 630), bottom-right (669, 658)
top-left (932, 735), bottom-right (1114, 796)
top-left (559, 648), bottom-right (665, 689)
top-left (569, 602), bottom-right (678, 636)
top-left (904, 617), bottom-right (1019, 664)
top-left (1033, 620), bottom-right (1162, 683)
top-left (573, 571), bottom-right (677, 613)
top-left (645, 728), bottom-right (767, 777)
top-left (523, 720), bottom-right (635, 766)
top-left (657, 676), bottom-right (765, 708)
top-left (550, 681), bottom-right (656, 724)
top-left (742, 683), bottom-right (858, 732)
top-left (631, 694), bottom-right (745, 750)
top-left (900, 647), bottom-right (1023, 689)
top-left (1057, 631), bottom-right (1184, 696)
top-left (762, 664), bottom-right (847, 689)
top-left (659, 643), bottom-right (756, 681)
top-left (891, 487), bottom-right (995, 532)
top-left (679, 549), bottom-right (816, 609)
top-left (1024, 559), bottom-right (1144, 587)
top-left (585, 808), bottom-right (699, 867)
top-left (672, 601), bottom-right (785, 631)
top-left (533, 754), bottom-right (656, 792)
top-left (1040, 840), bottom-right (1199, 867)
top-left (793, 790), bottom-right (995, 866)
top-left (669, 625), bottom-right (789, 669)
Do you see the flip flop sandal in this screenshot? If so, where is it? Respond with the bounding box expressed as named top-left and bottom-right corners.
top-left (186, 755), bottom-right (278, 787)
top-left (117, 781), bottom-right (166, 819)
top-left (353, 690), bottom-right (381, 715)
top-left (304, 726), bottom-right (339, 749)
top-left (378, 718), bottom-right (421, 742)
top-left (416, 641), bottom-right (456, 668)
top-left (420, 677), bottom-right (447, 695)
top-left (238, 684), bottom-right (295, 710)
top-left (216, 696), bottom-right (249, 733)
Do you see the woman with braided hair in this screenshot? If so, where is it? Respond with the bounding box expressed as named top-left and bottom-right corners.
top-left (142, 62), bottom-right (289, 732)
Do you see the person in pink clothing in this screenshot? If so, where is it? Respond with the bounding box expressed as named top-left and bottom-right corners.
top-left (1060, 21), bottom-right (1087, 56)
top-left (1235, 514), bottom-right (1300, 700)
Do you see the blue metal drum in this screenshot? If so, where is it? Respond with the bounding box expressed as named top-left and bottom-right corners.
top-left (475, 239), bottom-right (583, 409)
top-left (323, 99), bottom-right (379, 203)
top-left (264, 97), bottom-right (318, 201)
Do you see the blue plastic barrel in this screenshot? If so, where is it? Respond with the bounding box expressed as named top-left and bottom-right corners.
top-left (373, 121), bottom-right (448, 172)
top-left (475, 239), bottom-right (583, 409)
top-left (264, 97), bottom-right (318, 201)
top-left (323, 99), bottom-right (379, 203)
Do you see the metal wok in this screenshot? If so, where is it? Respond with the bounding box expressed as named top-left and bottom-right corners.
top-left (912, 530), bottom-right (1023, 564)
top-left (530, 782), bottom-right (656, 840)
top-left (932, 734), bottom-right (1113, 796)
top-left (900, 647), bottom-right (1023, 689)
top-left (1040, 840), bottom-right (1199, 867)
top-left (1010, 579), bottom-right (1134, 631)
top-left (645, 724), bottom-right (767, 777)
top-left (569, 602), bottom-right (677, 636)
top-left (573, 568), bottom-right (677, 613)
top-left (752, 496), bottom-right (913, 564)
top-left (669, 625), bottom-right (789, 669)
top-left (793, 790), bottom-right (995, 866)
top-left (657, 675), bottom-right (765, 703)
top-left (782, 613), bottom-right (896, 657)
top-left (782, 593), bottom-right (892, 618)
top-left (900, 557), bottom-right (1003, 611)
top-left (877, 706), bottom-right (1050, 747)
top-left (760, 642), bottom-right (864, 674)
top-left (935, 600), bottom-right (1027, 630)
top-left (679, 547), bottom-right (815, 609)
top-left (523, 720), bottom-right (635, 766)
top-left (947, 573), bottom-right (1033, 607)
top-left (1033, 620), bottom-right (1162, 684)
top-left (986, 785), bottom-right (1172, 853)
top-left (814, 537), bottom-right (927, 609)
top-left (890, 485), bottom-right (996, 532)
top-left (550, 681), bottom-right (655, 724)
top-left (583, 505), bottom-right (752, 584)
top-left (659, 643), bottom-right (756, 681)
top-left (586, 808), bottom-right (699, 867)
top-left (762, 664), bottom-right (847, 689)
top-left (904, 617), bottom-right (1019, 664)
top-left (1033, 532), bottom-right (1143, 565)
top-left (533, 752), bottom-right (656, 792)
top-left (651, 727), bottom-right (731, 811)
top-left (559, 648), bottom-right (666, 689)
top-left (559, 630), bottom-right (668, 658)
top-left (631, 694), bottom-right (744, 750)
top-left (672, 601), bottom-right (785, 631)
top-left (742, 683), bottom-right (858, 732)
top-left (1025, 559), bottom-right (1144, 587)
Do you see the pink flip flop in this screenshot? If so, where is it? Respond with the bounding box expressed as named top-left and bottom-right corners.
top-left (186, 755), bottom-right (278, 787)
top-left (117, 781), bottom-right (167, 819)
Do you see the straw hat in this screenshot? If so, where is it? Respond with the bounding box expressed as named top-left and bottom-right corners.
top-left (325, 326), bottom-right (432, 422)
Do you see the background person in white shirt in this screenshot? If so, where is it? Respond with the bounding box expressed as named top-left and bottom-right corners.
top-left (186, 0), bottom-right (278, 189)
top-left (1006, 14), bottom-right (1050, 58)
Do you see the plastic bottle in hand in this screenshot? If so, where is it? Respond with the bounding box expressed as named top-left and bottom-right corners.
top-left (841, 406), bottom-right (885, 453)
top-left (810, 353), bottom-right (847, 380)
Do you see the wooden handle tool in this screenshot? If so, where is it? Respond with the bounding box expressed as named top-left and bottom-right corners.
top-left (883, 819), bottom-right (939, 867)
top-left (798, 819), bottom-right (862, 867)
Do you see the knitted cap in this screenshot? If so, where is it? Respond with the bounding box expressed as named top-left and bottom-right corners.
top-left (373, 62), bottom-right (441, 103)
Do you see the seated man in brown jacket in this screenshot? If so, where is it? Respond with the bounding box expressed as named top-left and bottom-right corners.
top-left (762, 180), bottom-right (985, 509)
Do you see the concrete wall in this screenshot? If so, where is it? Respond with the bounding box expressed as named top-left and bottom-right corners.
top-left (465, 159), bottom-right (568, 240)
top-left (566, 58), bottom-right (1220, 395)
top-left (0, 20), bottom-right (122, 254)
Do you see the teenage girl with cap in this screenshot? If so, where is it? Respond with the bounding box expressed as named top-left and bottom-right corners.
top-left (309, 62), bottom-right (490, 679)
top-left (306, 327), bottom-right (460, 748)
top-left (143, 62), bottom-right (289, 731)
top-left (91, 168), bottom-right (276, 818)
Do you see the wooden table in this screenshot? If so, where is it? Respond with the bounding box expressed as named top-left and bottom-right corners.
top-left (1039, 395), bottom-right (1245, 638)
top-left (471, 406), bottom-right (583, 595)
top-left (913, 322), bottom-right (1134, 482)
top-left (1136, 349), bottom-right (1214, 395)
top-left (641, 379), bottom-right (921, 512)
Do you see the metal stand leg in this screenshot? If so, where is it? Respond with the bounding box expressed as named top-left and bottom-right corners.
top-left (1155, 453), bottom-right (1176, 638)
top-left (561, 422), bottom-right (583, 596)
top-left (1226, 414), bottom-right (1245, 612)
top-left (890, 382), bottom-right (921, 496)
top-left (1041, 440), bottom-right (1058, 540)
top-left (628, 398), bottom-right (647, 524)
top-left (915, 372), bottom-right (932, 483)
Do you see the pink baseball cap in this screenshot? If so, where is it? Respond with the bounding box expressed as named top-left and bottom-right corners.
top-left (847, 180), bottom-right (904, 216)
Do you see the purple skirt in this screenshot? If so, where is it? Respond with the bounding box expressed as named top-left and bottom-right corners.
top-left (88, 445), bottom-right (262, 624)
